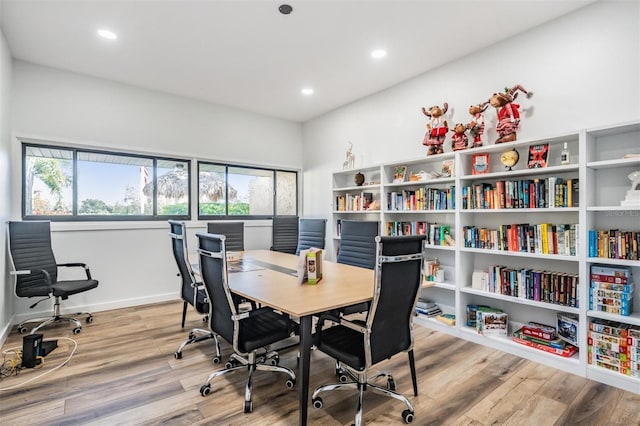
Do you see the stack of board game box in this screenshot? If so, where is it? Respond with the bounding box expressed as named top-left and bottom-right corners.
top-left (589, 264), bottom-right (634, 316)
top-left (512, 321), bottom-right (578, 357)
top-left (466, 305), bottom-right (507, 336)
top-left (588, 319), bottom-right (640, 378)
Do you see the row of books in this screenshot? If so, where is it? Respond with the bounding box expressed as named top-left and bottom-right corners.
top-left (386, 186), bottom-right (455, 211)
top-left (462, 223), bottom-right (578, 256)
top-left (461, 177), bottom-right (579, 210)
top-left (588, 319), bottom-right (640, 378)
top-left (589, 264), bottom-right (634, 316)
top-left (385, 221), bottom-right (455, 246)
top-left (471, 267), bottom-right (579, 307)
top-left (587, 229), bottom-right (640, 261)
top-left (335, 192), bottom-right (375, 212)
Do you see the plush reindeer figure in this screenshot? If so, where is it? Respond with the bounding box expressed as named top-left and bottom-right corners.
top-left (451, 123), bottom-right (469, 151)
top-left (421, 102), bottom-right (449, 155)
top-left (468, 102), bottom-right (489, 148)
top-left (489, 84), bottom-right (533, 143)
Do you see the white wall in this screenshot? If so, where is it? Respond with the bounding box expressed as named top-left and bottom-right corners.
top-left (0, 20), bottom-right (14, 340)
top-left (302, 0), bottom-right (640, 260)
top-left (9, 61), bottom-right (303, 323)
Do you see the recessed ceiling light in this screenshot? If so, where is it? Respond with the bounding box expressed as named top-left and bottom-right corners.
top-left (301, 88), bottom-right (314, 96)
top-left (371, 49), bottom-right (387, 59)
top-left (97, 29), bottom-right (118, 40)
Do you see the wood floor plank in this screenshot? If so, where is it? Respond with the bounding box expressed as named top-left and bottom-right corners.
top-left (1, 300), bottom-right (638, 426)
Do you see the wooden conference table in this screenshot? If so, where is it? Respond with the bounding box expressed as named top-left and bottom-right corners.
top-left (196, 249), bottom-right (374, 426)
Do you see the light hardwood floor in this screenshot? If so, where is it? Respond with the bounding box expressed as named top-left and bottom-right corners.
top-left (1, 301), bottom-right (638, 426)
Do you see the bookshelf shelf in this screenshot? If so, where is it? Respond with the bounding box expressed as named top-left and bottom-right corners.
top-left (330, 121), bottom-right (639, 394)
top-left (460, 287), bottom-right (580, 314)
top-left (587, 310), bottom-right (640, 327)
top-left (423, 280), bottom-right (456, 291)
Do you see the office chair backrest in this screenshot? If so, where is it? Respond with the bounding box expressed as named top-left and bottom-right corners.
top-left (168, 220), bottom-right (202, 310)
top-left (8, 221), bottom-right (58, 298)
top-left (367, 235), bottom-right (425, 365)
top-left (336, 220), bottom-right (379, 269)
top-left (207, 222), bottom-right (244, 251)
top-left (271, 216), bottom-right (299, 254)
top-left (197, 232), bottom-right (236, 345)
top-left (296, 218), bottom-right (327, 255)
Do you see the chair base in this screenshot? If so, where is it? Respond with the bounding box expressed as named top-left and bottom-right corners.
top-left (312, 370), bottom-right (415, 426)
top-left (200, 350), bottom-right (296, 413)
top-left (174, 328), bottom-right (221, 363)
top-left (18, 311), bottom-right (93, 335)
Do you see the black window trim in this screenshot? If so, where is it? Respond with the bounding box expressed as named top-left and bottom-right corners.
top-left (197, 160), bottom-right (298, 221)
top-left (21, 142), bottom-right (192, 222)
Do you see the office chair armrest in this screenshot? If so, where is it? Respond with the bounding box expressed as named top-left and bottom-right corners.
top-left (13, 267), bottom-right (54, 287)
top-left (335, 317), bottom-right (368, 334)
top-left (232, 307), bottom-right (280, 321)
top-left (57, 263), bottom-right (93, 279)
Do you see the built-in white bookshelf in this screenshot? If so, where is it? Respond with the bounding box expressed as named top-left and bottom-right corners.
top-left (331, 120), bottom-right (640, 394)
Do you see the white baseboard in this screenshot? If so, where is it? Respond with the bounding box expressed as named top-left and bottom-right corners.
top-left (12, 293), bottom-right (179, 324)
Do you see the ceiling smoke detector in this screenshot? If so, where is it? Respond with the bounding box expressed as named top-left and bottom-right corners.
top-left (279, 4), bottom-right (293, 15)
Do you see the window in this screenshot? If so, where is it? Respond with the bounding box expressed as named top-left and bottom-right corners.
top-left (198, 162), bottom-right (297, 219)
top-left (23, 143), bottom-right (190, 221)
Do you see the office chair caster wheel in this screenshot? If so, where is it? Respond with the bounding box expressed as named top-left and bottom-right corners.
top-left (312, 397), bottom-right (323, 409)
top-left (243, 400), bottom-right (252, 413)
top-left (225, 359), bottom-right (238, 369)
top-left (338, 371), bottom-right (349, 383)
top-left (86, 316), bottom-right (94, 323)
top-left (402, 409), bottom-right (414, 424)
top-left (174, 351), bottom-right (182, 359)
top-left (387, 376), bottom-right (396, 391)
top-left (18, 326), bottom-right (28, 334)
top-left (212, 356), bottom-right (221, 364)
top-left (268, 356), bottom-right (279, 366)
top-left (285, 378), bottom-right (295, 389)
top-left (73, 327), bottom-right (82, 335)
top-left (200, 384), bottom-right (211, 396)
top-left (188, 332), bottom-right (195, 340)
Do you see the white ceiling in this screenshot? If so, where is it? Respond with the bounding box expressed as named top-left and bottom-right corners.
top-left (0, 0), bottom-right (595, 123)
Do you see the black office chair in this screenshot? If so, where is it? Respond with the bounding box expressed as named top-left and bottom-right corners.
top-left (207, 222), bottom-right (244, 251)
top-left (334, 220), bottom-right (379, 315)
top-left (312, 235), bottom-right (425, 426)
top-left (271, 216), bottom-right (299, 254)
top-left (296, 218), bottom-right (327, 255)
top-left (196, 232), bottom-right (296, 413)
top-left (7, 221), bottom-right (99, 335)
top-left (168, 220), bottom-right (222, 362)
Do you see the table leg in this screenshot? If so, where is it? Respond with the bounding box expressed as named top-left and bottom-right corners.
top-left (298, 315), bottom-right (312, 426)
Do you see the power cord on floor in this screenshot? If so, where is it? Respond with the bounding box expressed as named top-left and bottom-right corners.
top-left (0, 337), bottom-right (78, 391)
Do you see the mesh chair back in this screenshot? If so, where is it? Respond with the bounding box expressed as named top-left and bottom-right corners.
top-left (296, 218), bottom-right (327, 255)
top-left (8, 221), bottom-right (58, 298)
top-left (207, 222), bottom-right (244, 251)
top-left (197, 233), bottom-right (236, 344)
top-left (272, 216), bottom-right (299, 254)
top-left (168, 220), bottom-right (206, 314)
top-left (336, 220), bottom-right (378, 269)
top-left (368, 235), bottom-right (425, 365)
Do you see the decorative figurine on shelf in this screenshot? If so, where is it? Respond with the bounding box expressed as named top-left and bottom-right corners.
top-left (621, 170), bottom-right (640, 207)
top-left (467, 102), bottom-right (488, 148)
top-left (489, 84), bottom-right (533, 144)
top-left (451, 123), bottom-right (469, 151)
top-left (343, 141), bottom-right (355, 170)
top-left (354, 171), bottom-right (365, 186)
top-left (421, 102), bottom-right (449, 155)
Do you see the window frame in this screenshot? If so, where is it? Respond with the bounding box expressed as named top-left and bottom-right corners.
top-left (197, 161), bottom-right (298, 221)
top-left (21, 142), bottom-right (192, 222)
